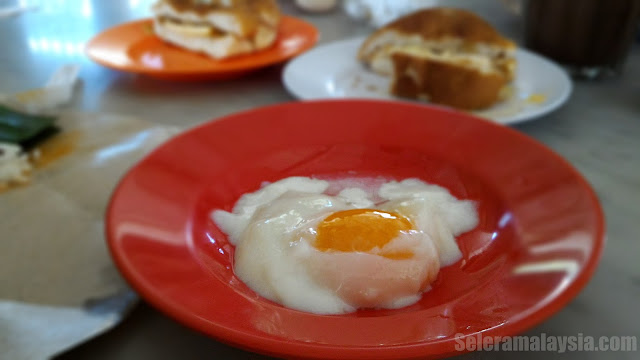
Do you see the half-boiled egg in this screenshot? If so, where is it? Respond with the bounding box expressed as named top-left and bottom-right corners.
top-left (212, 176), bottom-right (477, 314)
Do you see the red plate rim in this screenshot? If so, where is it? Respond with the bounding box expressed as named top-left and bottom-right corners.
top-left (106, 99), bottom-right (605, 359)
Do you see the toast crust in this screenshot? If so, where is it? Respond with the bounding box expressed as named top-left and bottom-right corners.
top-left (390, 52), bottom-right (507, 110)
top-left (359, 8), bottom-right (514, 61)
top-left (358, 7), bottom-right (516, 110)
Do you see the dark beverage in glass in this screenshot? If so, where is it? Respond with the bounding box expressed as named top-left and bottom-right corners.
top-left (524, 0), bottom-right (640, 79)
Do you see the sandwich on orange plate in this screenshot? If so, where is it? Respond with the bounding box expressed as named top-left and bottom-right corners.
top-left (358, 7), bottom-right (517, 110)
top-left (152, 0), bottom-right (281, 59)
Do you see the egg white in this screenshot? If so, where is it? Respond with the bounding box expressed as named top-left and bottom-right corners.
top-left (211, 176), bottom-right (478, 314)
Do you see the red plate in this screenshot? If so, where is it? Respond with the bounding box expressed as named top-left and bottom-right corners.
top-left (86, 16), bottom-right (318, 81)
top-left (106, 100), bottom-right (604, 359)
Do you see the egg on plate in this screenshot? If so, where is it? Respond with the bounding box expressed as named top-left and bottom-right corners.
top-left (212, 176), bottom-right (478, 314)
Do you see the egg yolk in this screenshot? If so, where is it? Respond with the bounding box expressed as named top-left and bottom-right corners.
top-left (314, 209), bottom-right (414, 259)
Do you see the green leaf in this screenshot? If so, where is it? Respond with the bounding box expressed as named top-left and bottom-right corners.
top-left (0, 105), bottom-right (57, 145)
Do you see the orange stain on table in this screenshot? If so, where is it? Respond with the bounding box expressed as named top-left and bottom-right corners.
top-left (32, 130), bottom-right (81, 169)
top-left (0, 131), bottom-right (81, 194)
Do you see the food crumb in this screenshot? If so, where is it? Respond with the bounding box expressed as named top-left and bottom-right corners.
top-left (0, 142), bottom-right (32, 191)
top-left (0, 130), bottom-right (80, 193)
top-left (526, 93), bottom-right (546, 104)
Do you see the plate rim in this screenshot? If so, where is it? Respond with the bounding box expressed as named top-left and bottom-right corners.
top-left (86, 16), bottom-right (319, 77)
top-left (282, 36), bottom-right (573, 125)
top-left (106, 99), bottom-right (605, 359)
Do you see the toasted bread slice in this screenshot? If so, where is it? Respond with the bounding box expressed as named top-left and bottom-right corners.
top-left (153, 18), bottom-right (254, 58)
top-left (358, 7), bottom-right (516, 109)
top-left (390, 50), bottom-right (509, 110)
top-left (359, 8), bottom-right (515, 73)
top-left (152, 0), bottom-right (280, 59)
top-left (153, 0), bottom-right (280, 37)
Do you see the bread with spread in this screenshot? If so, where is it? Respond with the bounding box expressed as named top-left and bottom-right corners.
top-left (358, 8), bottom-right (516, 110)
top-left (152, 0), bottom-right (281, 59)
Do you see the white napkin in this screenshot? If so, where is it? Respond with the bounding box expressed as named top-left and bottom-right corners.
top-left (343, 0), bottom-right (514, 27)
top-left (0, 64), bottom-right (80, 114)
top-left (0, 67), bottom-right (182, 360)
top-left (343, 0), bottom-right (441, 27)
top-left (1, 292), bottom-right (135, 360)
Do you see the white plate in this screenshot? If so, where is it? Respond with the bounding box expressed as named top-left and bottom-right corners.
top-left (283, 37), bottom-right (573, 125)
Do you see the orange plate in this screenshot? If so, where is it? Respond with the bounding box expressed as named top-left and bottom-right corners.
top-left (85, 16), bottom-right (319, 81)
